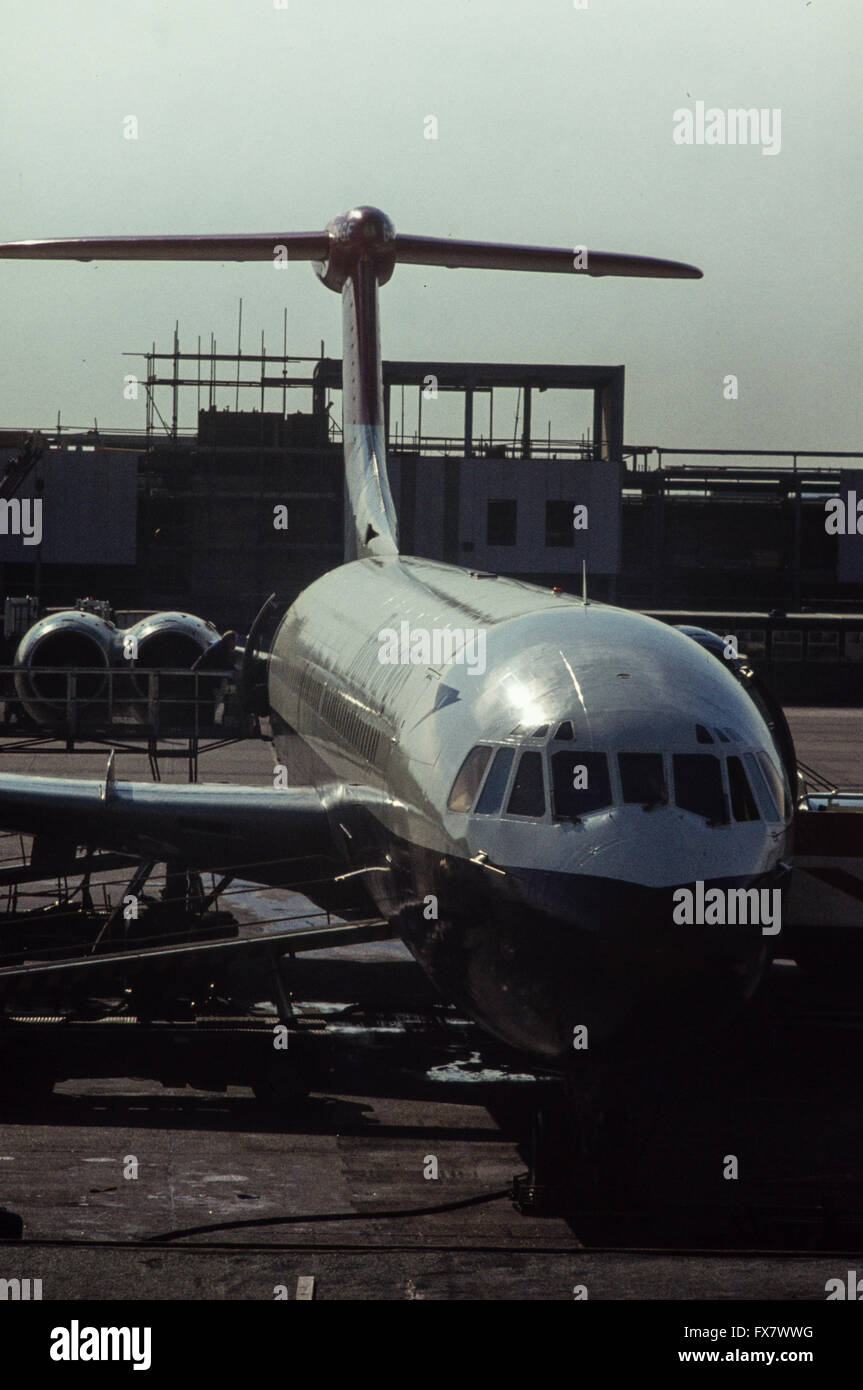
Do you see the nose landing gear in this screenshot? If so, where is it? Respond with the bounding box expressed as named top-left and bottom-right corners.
top-left (512, 1069), bottom-right (661, 1218)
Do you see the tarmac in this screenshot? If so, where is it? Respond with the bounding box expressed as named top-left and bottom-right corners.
top-left (0, 708), bottom-right (861, 1300)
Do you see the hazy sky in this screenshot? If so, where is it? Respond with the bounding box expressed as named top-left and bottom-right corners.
top-left (0, 0), bottom-right (860, 457)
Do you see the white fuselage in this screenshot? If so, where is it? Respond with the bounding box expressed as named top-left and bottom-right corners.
top-left (268, 555), bottom-right (792, 1060)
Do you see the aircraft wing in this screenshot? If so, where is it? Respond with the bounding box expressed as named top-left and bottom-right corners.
top-left (0, 772), bottom-right (345, 890)
top-left (0, 771), bottom-right (397, 1003)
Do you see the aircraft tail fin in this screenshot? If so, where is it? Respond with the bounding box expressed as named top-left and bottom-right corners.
top-left (312, 208), bottom-right (701, 561)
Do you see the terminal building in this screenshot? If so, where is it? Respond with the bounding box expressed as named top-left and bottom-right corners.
top-left (0, 338), bottom-right (861, 697)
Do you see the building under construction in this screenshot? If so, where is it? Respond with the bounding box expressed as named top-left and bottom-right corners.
top-left (0, 334), bottom-right (861, 698)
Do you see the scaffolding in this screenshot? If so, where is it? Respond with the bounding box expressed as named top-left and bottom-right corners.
top-left (122, 308), bottom-right (331, 446)
top-left (122, 316), bottom-right (619, 461)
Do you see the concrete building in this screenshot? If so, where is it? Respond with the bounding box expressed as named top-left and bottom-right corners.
top-left (0, 351), bottom-right (860, 644)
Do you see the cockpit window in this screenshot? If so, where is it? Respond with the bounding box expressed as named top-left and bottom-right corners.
top-left (531, 724), bottom-right (549, 738)
top-left (475, 746), bottom-right (516, 815)
top-left (554, 721), bottom-right (574, 741)
top-left (551, 751), bottom-right (612, 819)
top-left (743, 751), bottom-right (779, 821)
top-left (447, 745), bottom-right (493, 812)
top-left (695, 724), bottom-right (714, 744)
top-left (618, 753), bottom-right (667, 807)
top-left (507, 751), bottom-right (546, 817)
top-left (673, 754), bottom-right (729, 823)
top-left (728, 755), bottom-right (760, 821)
top-left (755, 750), bottom-right (791, 820)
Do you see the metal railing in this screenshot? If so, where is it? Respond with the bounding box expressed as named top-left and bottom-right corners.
top-left (0, 666), bottom-right (259, 780)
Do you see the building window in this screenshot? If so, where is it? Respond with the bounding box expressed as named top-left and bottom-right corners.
top-left (771, 629), bottom-right (803, 662)
top-left (846, 631), bottom-right (863, 663)
top-left (807, 630), bottom-right (839, 662)
top-left (487, 499), bottom-right (517, 547)
top-left (737, 628), bottom-right (767, 660)
top-left (545, 500), bottom-right (576, 548)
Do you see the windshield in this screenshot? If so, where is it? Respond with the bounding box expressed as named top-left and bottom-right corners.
top-left (673, 753), bottom-right (728, 823)
top-left (551, 750), bottom-right (612, 819)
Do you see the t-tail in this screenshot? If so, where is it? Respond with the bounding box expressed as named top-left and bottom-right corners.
top-left (312, 209), bottom-right (400, 559)
top-left (0, 205), bottom-right (701, 562)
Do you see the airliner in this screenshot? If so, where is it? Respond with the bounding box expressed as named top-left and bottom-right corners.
top-left (0, 206), bottom-right (795, 1063)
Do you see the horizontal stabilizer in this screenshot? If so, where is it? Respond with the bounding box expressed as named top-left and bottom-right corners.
top-left (0, 229), bottom-right (701, 278)
top-left (0, 232), bottom-right (330, 263)
top-left (394, 234), bottom-right (702, 279)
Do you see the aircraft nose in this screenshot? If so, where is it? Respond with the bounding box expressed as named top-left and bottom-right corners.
top-left (402, 862), bottom-right (785, 1062)
top-left (516, 863), bottom-right (786, 1060)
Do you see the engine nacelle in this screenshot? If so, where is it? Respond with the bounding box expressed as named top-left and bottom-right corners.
top-left (14, 608), bottom-right (223, 728)
top-left (116, 611), bottom-right (222, 724)
top-left (14, 610), bottom-right (116, 725)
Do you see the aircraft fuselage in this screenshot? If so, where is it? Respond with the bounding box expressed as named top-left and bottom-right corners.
top-left (268, 555), bottom-right (792, 1062)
